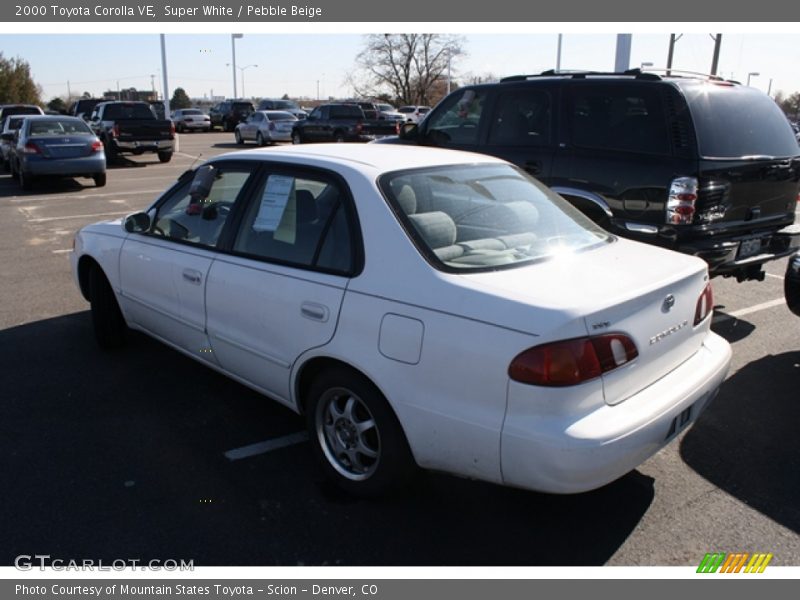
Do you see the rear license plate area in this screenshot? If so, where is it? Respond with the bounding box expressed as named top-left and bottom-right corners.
top-left (737, 237), bottom-right (763, 259)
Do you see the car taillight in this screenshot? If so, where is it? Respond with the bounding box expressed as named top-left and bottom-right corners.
top-left (112, 124), bottom-right (120, 138)
top-left (666, 176), bottom-right (698, 225)
top-left (90, 139), bottom-right (103, 153)
top-left (694, 283), bottom-right (714, 326)
top-left (23, 142), bottom-right (40, 154)
top-left (509, 334), bottom-right (638, 387)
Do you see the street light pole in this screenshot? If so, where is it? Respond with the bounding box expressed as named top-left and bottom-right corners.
top-left (231, 34), bottom-right (243, 98)
top-left (747, 72), bottom-right (760, 86)
top-left (556, 34), bottom-right (562, 71)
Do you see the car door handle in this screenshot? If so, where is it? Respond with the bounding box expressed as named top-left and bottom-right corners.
top-left (182, 269), bottom-right (202, 285)
top-left (301, 302), bottom-right (329, 322)
top-left (524, 160), bottom-right (542, 175)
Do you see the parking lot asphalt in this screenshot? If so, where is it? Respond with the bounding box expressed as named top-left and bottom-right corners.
top-left (0, 132), bottom-right (798, 567)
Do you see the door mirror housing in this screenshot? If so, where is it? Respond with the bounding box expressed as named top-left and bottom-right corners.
top-left (123, 212), bottom-right (152, 233)
top-left (398, 122), bottom-right (419, 141)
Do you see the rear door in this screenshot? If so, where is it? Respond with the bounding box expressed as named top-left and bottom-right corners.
top-left (682, 82), bottom-right (800, 242)
top-left (205, 166), bottom-right (360, 406)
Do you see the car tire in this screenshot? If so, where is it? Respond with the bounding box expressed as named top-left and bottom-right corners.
top-left (306, 367), bottom-right (416, 497)
top-left (333, 131), bottom-right (346, 143)
top-left (18, 169), bottom-right (33, 190)
top-left (785, 253), bottom-right (800, 317)
top-left (157, 151), bottom-right (172, 163)
top-left (88, 265), bottom-right (127, 350)
top-left (93, 173), bottom-right (107, 187)
top-left (235, 130), bottom-right (244, 145)
top-left (256, 132), bottom-right (265, 147)
top-left (291, 131), bottom-right (303, 145)
top-left (223, 120), bottom-right (232, 132)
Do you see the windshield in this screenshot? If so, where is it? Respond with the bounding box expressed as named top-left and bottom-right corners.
top-left (682, 82), bottom-right (800, 159)
top-left (380, 163), bottom-right (611, 271)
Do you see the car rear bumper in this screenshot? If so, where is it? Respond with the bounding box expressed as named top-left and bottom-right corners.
top-left (501, 331), bottom-right (731, 494)
top-left (113, 140), bottom-right (174, 152)
top-left (22, 154), bottom-right (106, 176)
top-left (180, 121), bottom-right (210, 130)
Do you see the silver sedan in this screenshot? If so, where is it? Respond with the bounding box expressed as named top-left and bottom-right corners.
top-left (234, 110), bottom-right (298, 146)
top-left (171, 109), bottom-right (211, 133)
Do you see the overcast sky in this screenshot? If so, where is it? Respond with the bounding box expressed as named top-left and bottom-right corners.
top-left (3, 31), bottom-right (798, 103)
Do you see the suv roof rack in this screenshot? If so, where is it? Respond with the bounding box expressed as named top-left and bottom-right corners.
top-left (640, 68), bottom-right (738, 83)
top-left (500, 69), bottom-right (662, 82)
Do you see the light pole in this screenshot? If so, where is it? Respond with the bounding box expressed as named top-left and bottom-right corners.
top-left (556, 34), bottom-right (562, 72)
top-left (227, 63), bottom-right (258, 100)
top-left (640, 61), bottom-right (653, 71)
top-left (231, 33), bottom-right (243, 98)
top-left (747, 71), bottom-right (760, 86)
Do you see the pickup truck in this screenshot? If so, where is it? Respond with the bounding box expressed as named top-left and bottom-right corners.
top-left (89, 101), bottom-right (175, 163)
top-left (290, 104), bottom-right (398, 144)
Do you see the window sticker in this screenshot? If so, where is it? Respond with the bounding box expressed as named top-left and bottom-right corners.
top-left (253, 175), bottom-right (296, 240)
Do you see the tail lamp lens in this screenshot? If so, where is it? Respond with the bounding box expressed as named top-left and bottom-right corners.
top-left (509, 334), bottom-right (639, 387)
top-left (694, 283), bottom-right (714, 325)
top-left (666, 176), bottom-right (699, 225)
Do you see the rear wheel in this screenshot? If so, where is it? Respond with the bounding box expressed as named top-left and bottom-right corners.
top-left (157, 151), bottom-right (172, 163)
top-left (292, 131), bottom-right (303, 145)
top-left (93, 173), bottom-right (106, 187)
top-left (306, 367), bottom-right (416, 497)
top-left (333, 131), bottom-right (346, 143)
top-left (88, 265), bottom-right (127, 349)
top-left (256, 132), bottom-right (265, 147)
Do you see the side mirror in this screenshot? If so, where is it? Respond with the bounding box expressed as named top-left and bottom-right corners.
top-left (398, 122), bottom-right (419, 141)
top-left (123, 212), bottom-right (151, 233)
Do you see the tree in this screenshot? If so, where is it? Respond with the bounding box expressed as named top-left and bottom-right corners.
top-left (47, 97), bottom-right (67, 113)
top-left (0, 52), bottom-right (42, 105)
top-left (170, 87), bottom-right (192, 109)
top-left (348, 34), bottom-right (465, 106)
top-left (776, 91), bottom-right (800, 119)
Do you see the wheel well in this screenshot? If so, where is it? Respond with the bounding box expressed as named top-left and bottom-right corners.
top-left (295, 357), bottom-right (370, 415)
top-left (77, 255), bottom-right (102, 301)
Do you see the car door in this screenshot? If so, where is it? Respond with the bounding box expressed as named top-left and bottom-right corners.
top-left (117, 161), bottom-right (260, 359)
top-left (205, 166), bottom-right (360, 406)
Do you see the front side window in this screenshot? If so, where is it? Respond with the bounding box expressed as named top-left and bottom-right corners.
top-left (380, 163), bottom-right (611, 271)
top-left (423, 89), bottom-right (486, 145)
top-left (150, 166), bottom-right (254, 248)
top-left (233, 172), bottom-right (355, 274)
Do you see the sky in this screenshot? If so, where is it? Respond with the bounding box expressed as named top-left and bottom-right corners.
top-left (2, 31), bottom-right (799, 104)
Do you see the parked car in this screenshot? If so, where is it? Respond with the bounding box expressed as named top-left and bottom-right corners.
top-left (4, 115), bottom-right (105, 189)
top-left (397, 105), bottom-right (431, 123)
top-left (68, 98), bottom-right (108, 121)
top-left (235, 110), bottom-right (298, 145)
top-left (209, 100), bottom-right (254, 131)
top-left (393, 70), bottom-right (800, 283)
top-left (786, 251), bottom-right (800, 316)
top-left (0, 103), bottom-right (44, 127)
top-left (0, 115), bottom-right (26, 170)
top-left (376, 103), bottom-right (404, 122)
top-left (71, 144), bottom-right (731, 496)
top-left (256, 98), bottom-right (307, 120)
top-left (89, 101), bottom-right (175, 164)
top-left (291, 104), bottom-right (398, 144)
top-left (172, 108), bottom-right (212, 133)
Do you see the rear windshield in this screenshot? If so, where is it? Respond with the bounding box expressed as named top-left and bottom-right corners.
top-left (380, 163), bottom-right (611, 272)
top-left (29, 119), bottom-right (92, 136)
top-left (103, 104), bottom-right (156, 120)
top-left (181, 109), bottom-right (203, 116)
top-left (683, 83), bottom-right (800, 159)
top-left (3, 106), bottom-right (42, 117)
top-left (266, 111), bottom-right (297, 121)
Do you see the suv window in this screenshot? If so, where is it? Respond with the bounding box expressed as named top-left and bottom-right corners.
top-left (568, 84), bottom-right (670, 155)
top-left (424, 89), bottom-right (486, 145)
top-left (233, 173), bottom-right (354, 273)
top-left (103, 103), bottom-right (156, 120)
top-left (330, 105), bottom-right (363, 119)
top-left (682, 83), bottom-right (800, 158)
top-left (488, 89), bottom-right (552, 146)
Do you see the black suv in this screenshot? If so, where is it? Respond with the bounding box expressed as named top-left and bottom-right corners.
top-left (209, 100), bottom-right (254, 132)
top-left (396, 70), bottom-right (800, 281)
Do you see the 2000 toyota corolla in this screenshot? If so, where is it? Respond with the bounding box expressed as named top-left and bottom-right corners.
top-left (71, 144), bottom-right (731, 496)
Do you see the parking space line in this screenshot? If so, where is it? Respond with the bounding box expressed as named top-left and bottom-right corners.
top-left (27, 210), bottom-right (131, 223)
top-left (765, 273), bottom-right (784, 280)
top-left (51, 249), bottom-right (72, 254)
top-left (713, 297), bottom-right (786, 324)
top-left (224, 431), bottom-right (309, 461)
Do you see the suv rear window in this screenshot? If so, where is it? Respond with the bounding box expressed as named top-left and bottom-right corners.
top-left (681, 83), bottom-right (800, 159)
top-left (103, 104), bottom-right (156, 120)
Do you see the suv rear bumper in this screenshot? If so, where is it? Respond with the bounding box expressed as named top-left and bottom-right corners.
top-left (678, 224), bottom-right (800, 275)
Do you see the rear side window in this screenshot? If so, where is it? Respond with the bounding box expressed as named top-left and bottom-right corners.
top-left (488, 89), bottom-right (552, 146)
top-left (569, 84), bottom-right (670, 155)
top-left (682, 83), bottom-right (800, 158)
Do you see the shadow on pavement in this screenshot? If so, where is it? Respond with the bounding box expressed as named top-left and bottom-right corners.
top-left (711, 311), bottom-right (757, 344)
top-left (680, 350), bottom-right (800, 533)
top-left (0, 312), bottom-right (654, 566)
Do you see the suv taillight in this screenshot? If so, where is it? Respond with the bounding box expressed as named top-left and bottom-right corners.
top-left (509, 334), bottom-right (638, 387)
top-left (354, 123), bottom-right (363, 135)
top-left (694, 283), bottom-right (714, 326)
top-left (112, 124), bottom-right (120, 138)
top-left (666, 176), bottom-right (698, 225)
top-left (169, 121), bottom-right (176, 137)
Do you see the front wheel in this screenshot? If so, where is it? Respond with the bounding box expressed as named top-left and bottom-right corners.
top-left (157, 151), bottom-right (172, 163)
top-left (88, 265), bottom-right (127, 349)
top-left (306, 368), bottom-right (416, 496)
top-left (235, 130), bottom-right (244, 145)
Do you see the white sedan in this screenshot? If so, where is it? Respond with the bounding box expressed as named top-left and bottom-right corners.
top-left (71, 144), bottom-right (731, 496)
